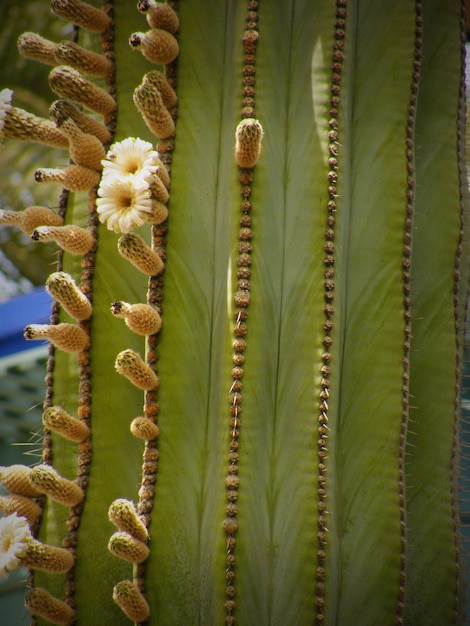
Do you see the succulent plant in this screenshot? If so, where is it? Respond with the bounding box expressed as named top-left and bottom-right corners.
top-left (0, 0), bottom-right (468, 625)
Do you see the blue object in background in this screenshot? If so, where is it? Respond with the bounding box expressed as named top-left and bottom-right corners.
top-left (0, 287), bottom-right (53, 622)
top-left (0, 288), bottom-right (53, 357)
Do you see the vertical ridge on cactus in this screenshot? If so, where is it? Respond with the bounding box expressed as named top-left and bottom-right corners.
top-left (404, 1), bottom-right (468, 623)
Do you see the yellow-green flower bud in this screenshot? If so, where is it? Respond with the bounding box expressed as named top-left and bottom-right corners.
top-left (21, 540), bottom-right (74, 574)
top-left (0, 206), bottom-right (62, 235)
top-left (31, 224), bottom-right (95, 255)
top-left (155, 159), bottom-right (171, 189)
top-left (143, 70), bottom-right (178, 108)
top-left (54, 41), bottom-right (113, 78)
top-left (108, 499), bottom-right (149, 543)
top-left (115, 349), bottom-right (159, 391)
top-left (3, 106), bottom-right (68, 148)
top-left (111, 301), bottom-right (162, 336)
top-left (129, 29), bottom-right (179, 65)
top-left (46, 272), bottom-right (92, 321)
top-left (57, 118), bottom-right (106, 171)
top-left (235, 118), bottom-right (264, 168)
top-left (50, 0), bottom-right (112, 34)
top-left (137, 0), bottom-right (180, 33)
top-left (50, 100), bottom-right (112, 145)
top-left (25, 588), bottom-right (75, 626)
top-left (143, 200), bottom-right (169, 225)
top-left (0, 494), bottom-right (42, 525)
top-left (133, 80), bottom-right (175, 140)
top-left (0, 465), bottom-right (42, 497)
top-left (49, 66), bottom-right (116, 117)
top-left (108, 531), bottom-right (149, 563)
top-left (29, 464), bottom-right (84, 506)
top-left (42, 406), bottom-right (90, 443)
top-left (24, 323), bottom-right (90, 353)
top-left (130, 417), bottom-right (160, 442)
top-left (35, 164), bottom-right (101, 192)
top-left (150, 176), bottom-right (170, 204)
top-left (117, 233), bottom-right (164, 276)
top-left (113, 580), bottom-right (150, 623)
top-left (17, 32), bottom-right (58, 65)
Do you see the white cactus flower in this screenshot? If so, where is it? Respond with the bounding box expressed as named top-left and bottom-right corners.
top-left (100, 137), bottom-right (160, 184)
top-left (0, 513), bottom-right (32, 577)
top-left (96, 176), bottom-right (153, 233)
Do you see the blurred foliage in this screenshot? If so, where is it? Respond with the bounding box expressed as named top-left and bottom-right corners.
top-left (0, 1), bottom-right (75, 288)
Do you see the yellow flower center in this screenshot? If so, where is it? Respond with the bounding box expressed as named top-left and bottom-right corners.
top-left (2, 536), bottom-right (12, 552)
top-left (125, 157), bottom-right (141, 174)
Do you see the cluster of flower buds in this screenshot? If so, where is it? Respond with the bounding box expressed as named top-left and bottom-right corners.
top-left (0, 88), bottom-right (68, 149)
top-left (129, 2), bottom-right (179, 141)
top-left (11, 0), bottom-right (117, 194)
top-left (0, 206), bottom-right (63, 235)
top-left (134, 71), bottom-right (177, 140)
top-left (131, 2), bottom-right (179, 64)
top-left (0, 462), bottom-right (80, 582)
top-left (108, 499), bottom-right (150, 622)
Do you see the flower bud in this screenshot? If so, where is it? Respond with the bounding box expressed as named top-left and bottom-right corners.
top-left (108, 531), bottom-right (149, 563)
top-left (137, 0), bottom-right (180, 33)
top-left (0, 494), bottom-right (42, 524)
top-left (155, 159), bottom-right (170, 189)
top-left (29, 464), bottom-right (84, 506)
top-left (54, 41), bottom-right (112, 77)
top-left (35, 164), bottom-right (101, 192)
top-left (129, 29), bottom-right (179, 65)
top-left (113, 580), bottom-right (150, 623)
top-left (130, 417), bottom-right (159, 442)
top-left (46, 271), bottom-right (92, 321)
top-left (50, 100), bottom-right (111, 145)
top-left (17, 32), bottom-right (57, 65)
top-left (108, 499), bottom-right (148, 543)
top-left (115, 349), bottom-right (159, 391)
top-left (49, 66), bottom-right (116, 116)
top-left (150, 176), bottom-right (169, 204)
top-left (42, 406), bottom-right (90, 443)
top-left (24, 323), bottom-right (90, 353)
top-left (0, 206), bottom-right (62, 235)
top-left (117, 233), bottom-right (164, 276)
top-left (21, 539), bottom-right (74, 573)
top-left (143, 200), bottom-right (169, 225)
top-left (25, 587), bottom-right (75, 626)
top-left (50, 0), bottom-right (112, 34)
top-left (143, 70), bottom-right (178, 108)
top-left (31, 224), bottom-right (95, 255)
top-left (3, 106), bottom-right (68, 148)
top-left (111, 301), bottom-right (162, 336)
top-left (57, 118), bottom-right (106, 170)
top-left (235, 118), bottom-right (264, 168)
top-left (0, 465), bottom-right (42, 497)
top-left (133, 80), bottom-right (175, 140)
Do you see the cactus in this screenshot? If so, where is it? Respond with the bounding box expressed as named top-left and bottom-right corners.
top-left (0, 0), bottom-right (468, 625)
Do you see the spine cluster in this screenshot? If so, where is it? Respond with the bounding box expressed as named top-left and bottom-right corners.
top-left (397, 3), bottom-right (423, 621)
top-left (315, 1), bottom-right (347, 622)
top-left (450, 0), bottom-right (468, 619)
top-left (224, 3), bottom-right (262, 625)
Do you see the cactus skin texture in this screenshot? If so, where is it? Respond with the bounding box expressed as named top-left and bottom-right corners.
top-left (1, 1), bottom-right (469, 625)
